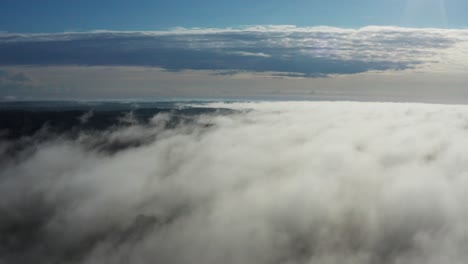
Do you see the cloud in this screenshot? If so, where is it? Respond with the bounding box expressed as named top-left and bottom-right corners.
top-left (0, 69), bottom-right (33, 92)
top-left (1, 26), bottom-right (467, 76)
top-left (2, 101), bottom-right (468, 263)
top-left (0, 70), bottom-right (30, 83)
top-left (0, 69), bottom-right (42, 100)
top-left (228, 51), bottom-right (271, 58)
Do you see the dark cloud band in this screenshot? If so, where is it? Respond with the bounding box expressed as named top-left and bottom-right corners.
top-left (0, 26), bottom-right (459, 76)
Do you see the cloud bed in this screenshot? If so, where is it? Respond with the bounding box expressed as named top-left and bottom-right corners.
top-left (2, 101), bottom-right (468, 263)
top-left (1, 26), bottom-right (468, 76)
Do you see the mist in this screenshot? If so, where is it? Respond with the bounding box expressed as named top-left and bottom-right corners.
top-left (2, 101), bottom-right (468, 264)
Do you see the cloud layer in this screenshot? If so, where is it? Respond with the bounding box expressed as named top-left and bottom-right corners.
top-left (2, 101), bottom-right (468, 263)
top-left (1, 26), bottom-right (468, 76)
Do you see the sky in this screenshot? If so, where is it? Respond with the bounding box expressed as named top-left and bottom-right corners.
top-left (5, 2), bottom-right (468, 262)
top-left (1, 0), bottom-right (468, 32)
top-left (1, 0), bottom-right (468, 101)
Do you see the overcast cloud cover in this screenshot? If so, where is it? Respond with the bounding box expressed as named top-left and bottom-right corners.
top-left (2, 26), bottom-right (468, 77)
top-left (2, 101), bottom-right (468, 263)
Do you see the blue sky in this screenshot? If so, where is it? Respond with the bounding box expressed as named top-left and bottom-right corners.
top-left (1, 0), bottom-right (467, 33)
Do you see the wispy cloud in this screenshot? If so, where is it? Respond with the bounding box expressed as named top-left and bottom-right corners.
top-left (1, 26), bottom-right (467, 77)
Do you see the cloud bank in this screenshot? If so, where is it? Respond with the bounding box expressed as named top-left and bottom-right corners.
top-left (1, 26), bottom-right (468, 76)
top-left (2, 101), bottom-right (468, 263)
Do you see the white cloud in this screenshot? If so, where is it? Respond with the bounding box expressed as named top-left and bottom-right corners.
top-left (1, 26), bottom-right (468, 76)
top-left (229, 51), bottom-right (271, 58)
top-left (2, 101), bottom-right (468, 263)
